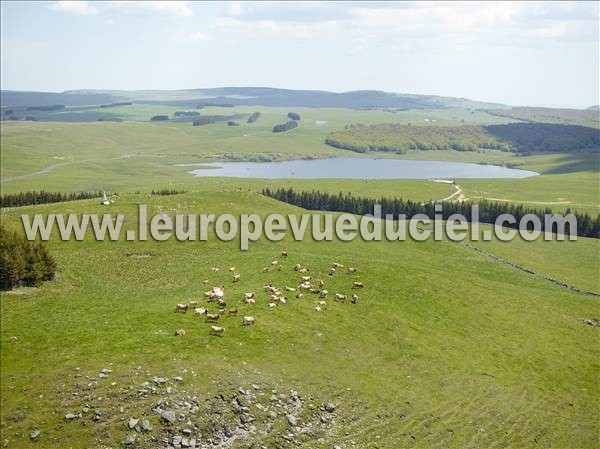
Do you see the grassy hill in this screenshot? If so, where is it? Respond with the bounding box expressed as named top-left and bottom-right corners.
top-left (1, 190), bottom-right (598, 448)
top-left (485, 107), bottom-right (600, 129)
top-left (1, 106), bottom-right (598, 217)
top-left (1, 87), bottom-right (509, 112)
top-left (0, 97), bottom-right (599, 447)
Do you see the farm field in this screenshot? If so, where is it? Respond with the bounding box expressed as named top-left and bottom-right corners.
top-left (1, 96), bottom-right (598, 449)
top-left (2, 2), bottom-right (600, 447)
top-left (2, 106), bottom-right (598, 216)
top-left (1, 191), bottom-right (598, 448)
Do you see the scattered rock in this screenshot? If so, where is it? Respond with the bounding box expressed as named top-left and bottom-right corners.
top-left (141, 419), bottom-right (152, 432)
top-left (161, 410), bottom-right (177, 424)
top-left (153, 376), bottom-right (167, 385)
top-left (29, 430), bottom-right (40, 440)
top-left (124, 433), bottom-right (137, 446)
top-left (128, 417), bottom-right (139, 429)
top-left (324, 403), bottom-right (336, 413)
top-left (174, 376), bottom-right (184, 382)
top-left (286, 414), bottom-right (297, 426)
top-left (64, 413), bottom-right (77, 420)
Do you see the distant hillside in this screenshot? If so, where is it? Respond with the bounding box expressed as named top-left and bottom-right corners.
top-left (1, 87), bottom-right (506, 110)
top-left (325, 123), bottom-right (600, 154)
top-left (485, 107), bottom-right (599, 129)
top-left (587, 105), bottom-right (599, 111)
top-left (0, 90), bottom-right (123, 107)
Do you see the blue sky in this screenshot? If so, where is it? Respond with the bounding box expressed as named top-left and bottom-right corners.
top-left (1, 1), bottom-right (598, 108)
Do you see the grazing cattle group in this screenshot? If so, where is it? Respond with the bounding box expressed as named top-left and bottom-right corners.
top-left (171, 253), bottom-right (364, 337)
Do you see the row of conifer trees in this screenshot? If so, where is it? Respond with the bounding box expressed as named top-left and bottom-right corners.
top-left (262, 187), bottom-right (600, 239)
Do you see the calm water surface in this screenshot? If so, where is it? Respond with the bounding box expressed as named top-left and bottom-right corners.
top-left (186, 157), bottom-right (538, 179)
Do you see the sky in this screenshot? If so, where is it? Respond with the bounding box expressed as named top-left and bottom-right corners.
top-left (1, 1), bottom-right (598, 108)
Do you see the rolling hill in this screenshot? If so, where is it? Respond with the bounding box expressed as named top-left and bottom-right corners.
top-left (1, 87), bottom-right (508, 110)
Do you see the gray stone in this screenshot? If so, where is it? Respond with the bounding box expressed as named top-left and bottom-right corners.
top-left (173, 376), bottom-right (184, 382)
top-left (29, 430), bottom-right (40, 440)
top-left (153, 376), bottom-right (167, 385)
top-left (161, 410), bottom-right (177, 424)
top-left (286, 414), bottom-right (297, 426)
top-left (141, 419), bottom-right (152, 432)
top-left (173, 435), bottom-right (182, 445)
top-left (124, 433), bottom-right (136, 446)
top-left (324, 403), bottom-right (336, 413)
top-left (65, 413), bottom-right (77, 420)
top-left (128, 417), bottom-right (139, 429)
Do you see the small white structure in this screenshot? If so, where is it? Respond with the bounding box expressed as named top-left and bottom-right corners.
top-left (100, 191), bottom-right (110, 206)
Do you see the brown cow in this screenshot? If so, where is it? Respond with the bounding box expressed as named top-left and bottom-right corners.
top-left (205, 313), bottom-right (220, 322)
top-left (210, 326), bottom-right (224, 336)
top-left (175, 303), bottom-right (189, 313)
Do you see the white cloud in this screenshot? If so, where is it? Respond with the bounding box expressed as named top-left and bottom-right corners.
top-left (228, 2), bottom-right (243, 18)
top-left (107, 1), bottom-right (193, 17)
top-left (215, 17), bottom-right (339, 38)
top-left (48, 1), bottom-right (98, 15)
top-left (215, 1), bottom-right (598, 47)
top-left (174, 31), bottom-right (208, 42)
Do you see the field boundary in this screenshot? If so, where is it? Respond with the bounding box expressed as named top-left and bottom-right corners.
top-left (461, 242), bottom-right (600, 297)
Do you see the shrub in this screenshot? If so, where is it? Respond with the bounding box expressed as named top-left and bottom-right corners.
top-left (0, 227), bottom-right (56, 291)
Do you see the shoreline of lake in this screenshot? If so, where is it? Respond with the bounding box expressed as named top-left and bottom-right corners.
top-left (181, 157), bottom-right (539, 179)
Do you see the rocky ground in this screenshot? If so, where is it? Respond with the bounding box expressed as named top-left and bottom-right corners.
top-left (13, 364), bottom-right (349, 448)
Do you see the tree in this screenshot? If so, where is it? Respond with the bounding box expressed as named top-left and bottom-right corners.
top-left (0, 227), bottom-right (56, 290)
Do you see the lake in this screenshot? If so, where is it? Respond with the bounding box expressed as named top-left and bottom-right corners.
top-left (186, 157), bottom-right (538, 179)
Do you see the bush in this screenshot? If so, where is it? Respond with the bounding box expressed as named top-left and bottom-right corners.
top-left (150, 115), bottom-right (169, 121)
top-left (150, 189), bottom-right (186, 196)
top-left (247, 112), bottom-right (261, 123)
top-left (0, 227), bottom-right (56, 291)
top-left (273, 121), bottom-right (298, 133)
top-left (193, 118), bottom-right (215, 126)
top-left (288, 112), bottom-right (301, 121)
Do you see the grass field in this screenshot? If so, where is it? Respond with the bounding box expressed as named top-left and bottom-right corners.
top-left (2, 106), bottom-right (598, 217)
top-left (1, 191), bottom-right (598, 448)
top-left (1, 103), bottom-right (599, 448)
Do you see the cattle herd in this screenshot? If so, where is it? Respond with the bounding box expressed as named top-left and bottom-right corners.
top-left (173, 251), bottom-right (364, 337)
